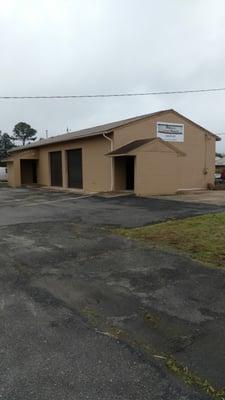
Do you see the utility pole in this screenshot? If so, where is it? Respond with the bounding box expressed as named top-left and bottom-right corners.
top-left (45, 130), bottom-right (48, 139)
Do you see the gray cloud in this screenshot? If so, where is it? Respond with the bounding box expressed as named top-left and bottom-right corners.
top-left (0, 0), bottom-right (225, 150)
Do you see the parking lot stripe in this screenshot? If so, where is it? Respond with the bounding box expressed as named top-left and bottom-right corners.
top-left (24, 193), bottom-right (95, 206)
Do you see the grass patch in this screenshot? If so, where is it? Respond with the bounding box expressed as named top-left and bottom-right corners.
top-left (166, 357), bottom-right (225, 400)
top-left (115, 212), bottom-right (225, 268)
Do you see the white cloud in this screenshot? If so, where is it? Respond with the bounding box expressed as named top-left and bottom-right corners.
top-left (0, 0), bottom-right (225, 150)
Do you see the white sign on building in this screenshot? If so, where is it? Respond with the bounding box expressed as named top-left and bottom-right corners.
top-left (156, 122), bottom-right (184, 142)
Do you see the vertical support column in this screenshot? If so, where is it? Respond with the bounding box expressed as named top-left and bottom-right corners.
top-left (14, 158), bottom-right (21, 187)
top-left (62, 150), bottom-right (67, 189)
top-left (47, 152), bottom-right (51, 186)
top-left (111, 156), bottom-right (115, 192)
top-left (103, 133), bottom-right (114, 192)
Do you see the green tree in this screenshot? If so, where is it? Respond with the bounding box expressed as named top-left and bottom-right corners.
top-left (12, 122), bottom-right (37, 146)
top-left (0, 132), bottom-right (14, 162)
top-left (216, 152), bottom-right (225, 158)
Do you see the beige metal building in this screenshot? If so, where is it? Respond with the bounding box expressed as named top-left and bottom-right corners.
top-left (5, 109), bottom-right (220, 196)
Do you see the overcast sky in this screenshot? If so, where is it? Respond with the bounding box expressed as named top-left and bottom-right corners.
top-left (1, 0), bottom-right (225, 151)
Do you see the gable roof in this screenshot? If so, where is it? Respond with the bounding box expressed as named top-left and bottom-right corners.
top-left (107, 137), bottom-right (186, 156)
top-left (8, 108), bottom-right (220, 154)
top-left (107, 139), bottom-right (153, 155)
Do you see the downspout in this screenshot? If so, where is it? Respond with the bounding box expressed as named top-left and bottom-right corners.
top-left (103, 132), bottom-right (114, 191)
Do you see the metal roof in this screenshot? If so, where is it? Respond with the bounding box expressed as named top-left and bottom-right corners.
top-left (107, 139), bottom-right (153, 155)
top-left (107, 137), bottom-right (186, 156)
top-left (8, 108), bottom-right (220, 154)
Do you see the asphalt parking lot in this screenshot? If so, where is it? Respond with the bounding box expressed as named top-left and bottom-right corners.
top-left (0, 187), bottom-right (225, 400)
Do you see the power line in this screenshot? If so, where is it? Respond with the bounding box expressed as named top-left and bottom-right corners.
top-left (1, 87), bottom-right (225, 99)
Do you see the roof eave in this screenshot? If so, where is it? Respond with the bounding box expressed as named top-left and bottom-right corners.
top-left (8, 129), bottom-right (114, 154)
top-left (168, 109), bottom-right (220, 141)
top-left (107, 153), bottom-right (134, 157)
top-left (2, 158), bottom-right (13, 162)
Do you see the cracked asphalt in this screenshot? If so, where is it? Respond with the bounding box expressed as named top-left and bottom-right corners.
top-left (0, 186), bottom-right (225, 400)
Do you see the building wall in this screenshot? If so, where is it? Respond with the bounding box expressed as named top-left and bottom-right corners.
top-left (7, 149), bottom-right (39, 187)
top-left (135, 151), bottom-right (179, 196)
top-left (7, 111), bottom-right (217, 195)
top-left (8, 135), bottom-right (111, 192)
top-left (7, 162), bottom-right (16, 186)
top-left (113, 110), bottom-right (216, 190)
top-left (7, 158), bottom-right (21, 187)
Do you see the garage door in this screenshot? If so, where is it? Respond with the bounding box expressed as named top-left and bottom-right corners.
top-left (50, 151), bottom-right (62, 186)
top-left (67, 149), bottom-right (83, 189)
top-left (21, 159), bottom-right (37, 184)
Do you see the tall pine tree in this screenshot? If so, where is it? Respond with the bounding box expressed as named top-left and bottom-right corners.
top-left (12, 122), bottom-right (37, 146)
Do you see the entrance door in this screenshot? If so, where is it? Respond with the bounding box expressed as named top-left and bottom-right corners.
top-left (21, 160), bottom-right (37, 185)
top-left (67, 149), bottom-right (83, 188)
top-left (126, 157), bottom-right (134, 190)
top-left (50, 151), bottom-right (62, 186)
